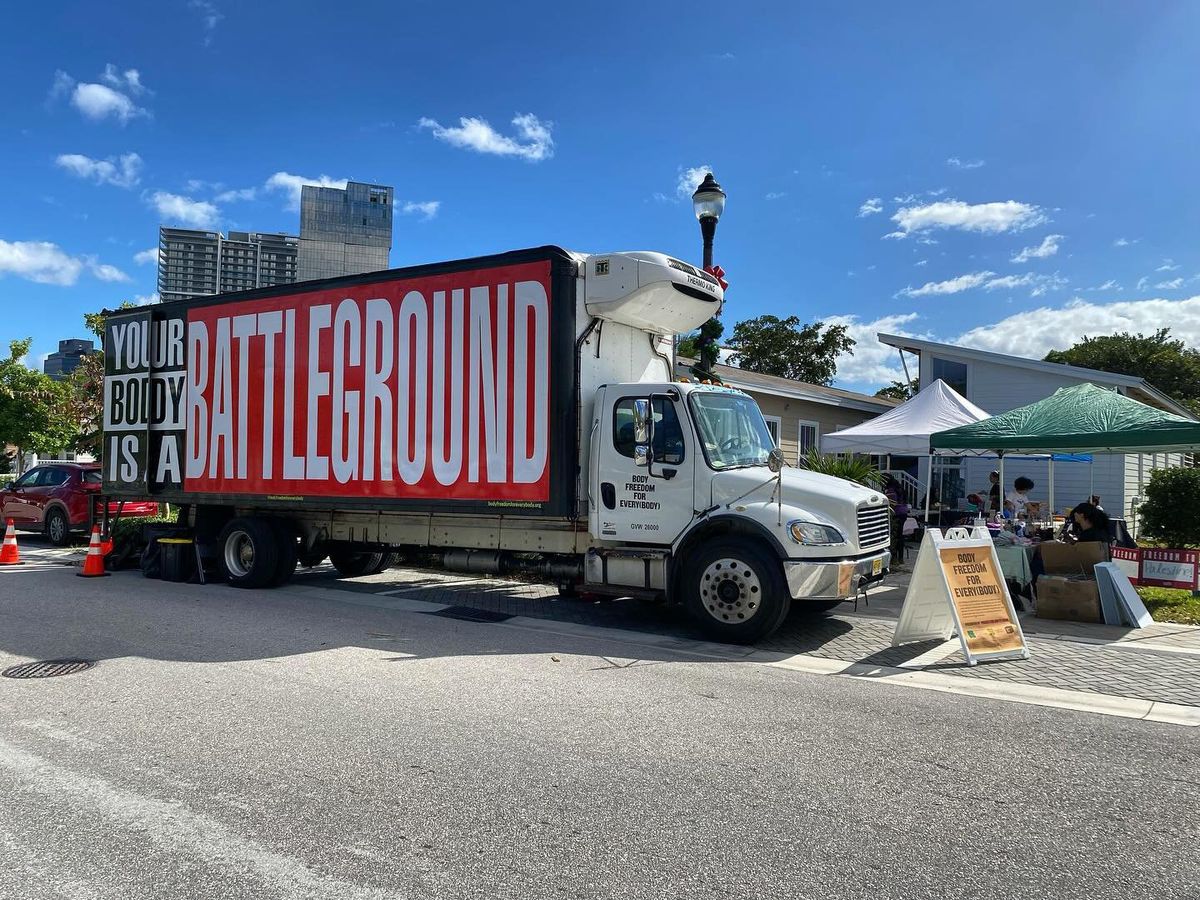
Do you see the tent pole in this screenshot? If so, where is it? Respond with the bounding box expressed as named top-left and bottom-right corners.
top-left (1090, 460), bottom-right (1094, 500)
top-left (1049, 457), bottom-right (1055, 525)
top-left (999, 453), bottom-right (1006, 520)
top-left (924, 455), bottom-right (933, 526)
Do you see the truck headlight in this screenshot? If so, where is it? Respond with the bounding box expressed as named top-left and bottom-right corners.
top-left (788, 521), bottom-right (845, 546)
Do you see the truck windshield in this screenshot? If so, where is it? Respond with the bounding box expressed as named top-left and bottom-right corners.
top-left (689, 392), bottom-right (776, 470)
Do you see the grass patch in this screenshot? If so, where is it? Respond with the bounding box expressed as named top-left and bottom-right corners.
top-left (1136, 587), bottom-right (1200, 626)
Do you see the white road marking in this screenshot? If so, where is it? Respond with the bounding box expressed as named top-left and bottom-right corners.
top-left (0, 737), bottom-right (393, 899)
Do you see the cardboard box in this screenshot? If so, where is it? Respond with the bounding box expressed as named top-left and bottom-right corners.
top-left (1035, 541), bottom-right (1110, 623)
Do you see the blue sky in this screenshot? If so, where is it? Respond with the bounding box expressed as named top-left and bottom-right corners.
top-left (3, 1), bottom-right (1200, 392)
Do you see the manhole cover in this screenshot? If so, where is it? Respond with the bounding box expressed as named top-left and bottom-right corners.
top-left (2, 659), bottom-right (94, 679)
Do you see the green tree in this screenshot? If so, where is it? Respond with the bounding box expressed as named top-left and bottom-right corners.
top-left (690, 316), bottom-right (725, 382)
top-left (726, 316), bottom-right (854, 385)
top-left (1044, 329), bottom-right (1200, 415)
top-left (1139, 467), bottom-right (1200, 548)
top-left (0, 339), bottom-right (76, 468)
top-left (875, 380), bottom-right (916, 402)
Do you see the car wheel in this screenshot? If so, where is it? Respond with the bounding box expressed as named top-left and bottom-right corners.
top-left (44, 508), bottom-right (70, 547)
top-left (328, 547), bottom-right (389, 577)
top-left (682, 538), bottom-right (791, 644)
top-left (217, 517), bottom-right (281, 589)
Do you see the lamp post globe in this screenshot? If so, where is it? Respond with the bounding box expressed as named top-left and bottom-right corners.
top-left (691, 173), bottom-right (726, 269)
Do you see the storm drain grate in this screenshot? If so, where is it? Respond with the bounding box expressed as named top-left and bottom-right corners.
top-left (424, 606), bottom-right (514, 624)
top-left (2, 659), bottom-right (95, 679)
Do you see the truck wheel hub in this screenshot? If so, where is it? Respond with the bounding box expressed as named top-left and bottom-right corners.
top-left (700, 558), bottom-right (761, 623)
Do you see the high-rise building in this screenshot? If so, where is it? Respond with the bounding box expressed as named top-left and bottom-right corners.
top-left (43, 339), bottom-right (96, 380)
top-left (297, 182), bottom-right (393, 282)
top-left (157, 228), bottom-right (299, 302)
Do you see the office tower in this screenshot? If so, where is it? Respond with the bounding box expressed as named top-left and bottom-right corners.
top-left (43, 339), bottom-right (96, 380)
top-left (157, 228), bottom-right (299, 302)
top-left (297, 182), bottom-right (393, 282)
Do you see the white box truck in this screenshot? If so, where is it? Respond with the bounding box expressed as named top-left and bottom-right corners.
top-left (101, 246), bottom-right (890, 641)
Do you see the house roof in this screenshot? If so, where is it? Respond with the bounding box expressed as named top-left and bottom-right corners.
top-left (675, 359), bottom-right (897, 414)
top-left (877, 332), bottom-right (1198, 421)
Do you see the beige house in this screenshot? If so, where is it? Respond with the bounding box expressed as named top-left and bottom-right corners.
top-left (675, 361), bottom-right (896, 464)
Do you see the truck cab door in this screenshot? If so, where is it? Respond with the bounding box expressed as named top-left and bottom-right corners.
top-left (593, 388), bottom-right (695, 544)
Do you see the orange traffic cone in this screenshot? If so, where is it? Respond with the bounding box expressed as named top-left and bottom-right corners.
top-left (77, 525), bottom-right (110, 578)
top-left (0, 519), bottom-right (22, 566)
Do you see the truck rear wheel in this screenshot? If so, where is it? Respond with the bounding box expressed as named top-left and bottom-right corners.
top-left (328, 547), bottom-right (389, 577)
top-left (266, 518), bottom-right (299, 587)
top-left (218, 517), bottom-right (281, 589)
top-left (682, 539), bottom-right (791, 644)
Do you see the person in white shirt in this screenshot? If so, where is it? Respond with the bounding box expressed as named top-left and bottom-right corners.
top-left (1004, 476), bottom-right (1035, 519)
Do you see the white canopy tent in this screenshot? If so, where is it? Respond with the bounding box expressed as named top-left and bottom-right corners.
top-left (823, 380), bottom-right (990, 522)
top-left (824, 380), bottom-right (1090, 523)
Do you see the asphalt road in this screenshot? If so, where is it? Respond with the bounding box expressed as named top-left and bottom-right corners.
top-left (1, 563), bottom-right (1196, 899)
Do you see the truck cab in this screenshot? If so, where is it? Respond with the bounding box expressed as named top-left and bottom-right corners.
top-left (588, 379), bottom-right (891, 641)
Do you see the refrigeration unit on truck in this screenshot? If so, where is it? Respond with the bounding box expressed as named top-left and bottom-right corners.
top-left (101, 246), bottom-right (890, 641)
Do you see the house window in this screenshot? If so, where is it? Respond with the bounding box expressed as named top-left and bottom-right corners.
top-left (930, 357), bottom-right (968, 396)
top-left (763, 415), bottom-right (782, 447)
top-left (798, 419), bottom-right (820, 457)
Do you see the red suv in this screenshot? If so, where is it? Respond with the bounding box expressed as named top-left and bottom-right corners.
top-left (0, 464), bottom-right (159, 545)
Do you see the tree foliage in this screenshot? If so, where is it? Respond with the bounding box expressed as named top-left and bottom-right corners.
top-left (726, 316), bottom-right (854, 385)
top-left (875, 380), bottom-right (916, 402)
top-left (1139, 466), bottom-right (1200, 548)
top-left (690, 316), bottom-right (725, 382)
top-left (1044, 329), bottom-right (1200, 414)
top-left (0, 339), bottom-right (76, 466)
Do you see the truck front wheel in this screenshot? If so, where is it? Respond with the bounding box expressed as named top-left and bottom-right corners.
top-left (218, 517), bottom-right (281, 589)
top-left (682, 539), bottom-right (791, 644)
top-left (328, 547), bottom-right (389, 578)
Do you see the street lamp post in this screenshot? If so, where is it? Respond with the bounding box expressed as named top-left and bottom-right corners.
top-left (690, 173), bottom-right (726, 381)
top-left (692, 173), bottom-right (726, 269)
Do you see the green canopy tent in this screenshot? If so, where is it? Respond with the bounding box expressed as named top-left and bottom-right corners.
top-left (930, 383), bottom-right (1200, 519)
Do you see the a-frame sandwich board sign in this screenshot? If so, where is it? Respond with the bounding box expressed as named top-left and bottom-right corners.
top-left (893, 526), bottom-right (1030, 666)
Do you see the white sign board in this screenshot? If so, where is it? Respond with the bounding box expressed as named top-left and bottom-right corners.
top-left (893, 526), bottom-right (1030, 666)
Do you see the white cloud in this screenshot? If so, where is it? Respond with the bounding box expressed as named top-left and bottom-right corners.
top-left (131, 292), bottom-right (159, 306)
top-left (914, 259), bottom-right (928, 266)
top-left (48, 70), bottom-right (74, 101)
top-left (982, 272), bottom-right (1068, 297)
top-left (134, 247), bottom-right (159, 266)
top-left (263, 172), bottom-right (348, 211)
top-left (897, 271), bottom-right (995, 297)
top-left (149, 191), bottom-right (219, 228)
top-left (765, 191), bottom-right (786, 201)
top-left (676, 165), bottom-right (713, 200)
top-left (213, 187), bottom-right (256, 202)
top-left (88, 261), bottom-right (130, 282)
top-left (401, 200), bottom-right (440, 220)
top-left (823, 312), bottom-right (927, 386)
top-left (189, 0), bottom-right (223, 45)
top-left (1155, 277), bottom-right (1184, 290)
top-left (0, 240), bottom-right (85, 285)
top-left (54, 152), bottom-right (142, 188)
top-left (888, 199), bottom-right (1046, 238)
top-left (418, 112), bottom-right (554, 162)
top-left (1011, 233), bottom-right (1062, 263)
top-left (1113, 237), bottom-right (1139, 247)
top-left (946, 157), bottom-right (985, 169)
top-left (1136, 276), bottom-right (1150, 291)
top-left (100, 65), bottom-right (148, 96)
top-left (1087, 279), bottom-right (1120, 291)
top-left (954, 295), bottom-right (1200, 361)
top-left (857, 197), bottom-right (883, 217)
top-left (1156, 259), bottom-right (1180, 272)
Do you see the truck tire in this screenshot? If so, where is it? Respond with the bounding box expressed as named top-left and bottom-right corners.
top-left (44, 508), bottom-right (70, 547)
top-left (217, 517), bottom-right (281, 589)
top-left (298, 548), bottom-right (327, 568)
top-left (682, 539), bottom-right (791, 644)
top-left (267, 518), bottom-right (299, 587)
top-left (328, 547), bottom-right (389, 578)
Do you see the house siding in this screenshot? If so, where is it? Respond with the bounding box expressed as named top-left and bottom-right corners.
top-left (748, 392), bottom-right (877, 465)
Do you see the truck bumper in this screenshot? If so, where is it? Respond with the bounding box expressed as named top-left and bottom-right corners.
top-left (783, 550), bottom-right (891, 600)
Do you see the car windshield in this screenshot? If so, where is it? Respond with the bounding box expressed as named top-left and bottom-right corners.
top-left (689, 391), bottom-right (775, 469)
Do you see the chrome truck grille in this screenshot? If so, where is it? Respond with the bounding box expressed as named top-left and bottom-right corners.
top-left (856, 504), bottom-right (891, 549)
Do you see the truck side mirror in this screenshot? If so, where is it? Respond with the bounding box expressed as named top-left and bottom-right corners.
top-left (633, 446), bottom-right (649, 467)
top-left (767, 447), bottom-right (785, 474)
top-left (632, 398), bottom-right (650, 444)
